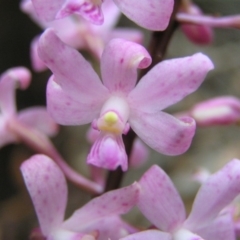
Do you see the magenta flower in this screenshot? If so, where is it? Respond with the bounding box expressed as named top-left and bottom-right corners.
top-left (21, 0), bottom-right (142, 71)
top-left (121, 160), bottom-right (240, 240)
top-left (38, 29), bottom-right (213, 171)
top-left (0, 67), bottom-right (58, 148)
top-left (31, 0), bottom-right (174, 30)
top-left (21, 154), bottom-right (140, 240)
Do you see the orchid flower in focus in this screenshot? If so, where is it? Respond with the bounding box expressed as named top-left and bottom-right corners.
top-left (21, 0), bottom-right (143, 71)
top-left (21, 154), bottom-right (140, 240)
top-left (121, 160), bottom-right (240, 240)
top-left (0, 67), bottom-right (58, 148)
top-left (31, 0), bottom-right (174, 30)
top-left (38, 29), bottom-right (213, 171)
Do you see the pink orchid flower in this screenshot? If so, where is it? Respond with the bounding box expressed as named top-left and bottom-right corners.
top-left (121, 160), bottom-right (240, 240)
top-left (38, 29), bottom-right (213, 171)
top-left (21, 154), bottom-right (140, 240)
top-left (21, 0), bottom-right (142, 71)
top-left (31, 0), bottom-right (174, 30)
top-left (0, 67), bottom-right (58, 148)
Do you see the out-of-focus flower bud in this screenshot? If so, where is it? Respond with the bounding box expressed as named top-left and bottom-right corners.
top-left (190, 96), bottom-right (240, 126)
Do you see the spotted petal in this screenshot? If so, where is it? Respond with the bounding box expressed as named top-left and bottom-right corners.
top-left (20, 154), bottom-right (68, 237)
top-left (137, 165), bottom-right (186, 232)
top-left (128, 53), bottom-right (214, 113)
top-left (63, 182), bottom-right (140, 230)
top-left (129, 110), bottom-right (196, 156)
top-left (113, 0), bottom-right (174, 30)
top-left (184, 159), bottom-right (240, 230)
top-left (101, 38), bottom-right (151, 94)
top-left (38, 29), bottom-right (109, 125)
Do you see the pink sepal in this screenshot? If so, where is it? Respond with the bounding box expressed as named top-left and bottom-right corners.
top-left (184, 159), bottom-right (240, 230)
top-left (20, 154), bottom-right (67, 237)
top-left (137, 165), bottom-right (186, 232)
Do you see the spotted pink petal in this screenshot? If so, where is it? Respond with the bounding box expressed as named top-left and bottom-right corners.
top-left (193, 213), bottom-right (235, 240)
top-left (113, 0), bottom-right (174, 30)
top-left (101, 38), bottom-right (151, 94)
top-left (20, 154), bottom-right (68, 237)
top-left (128, 53), bottom-right (214, 114)
top-left (38, 29), bottom-right (109, 125)
top-left (17, 107), bottom-right (59, 137)
top-left (184, 159), bottom-right (240, 230)
top-left (129, 110), bottom-right (196, 156)
top-left (63, 182), bottom-right (140, 231)
top-left (137, 165), bottom-right (186, 232)
top-left (120, 230), bottom-right (172, 240)
top-left (0, 67), bottom-right (31, 115)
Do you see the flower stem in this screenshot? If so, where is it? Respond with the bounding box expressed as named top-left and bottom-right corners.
top-left (7, 117), bottom-right (103, 195)
top-left (104, 0), bottom-right (181, 193)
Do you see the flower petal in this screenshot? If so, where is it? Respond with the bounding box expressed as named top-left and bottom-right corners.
top-left (137, 165), bottom-right (186, 232)
top-left (113, 0), bottom-right (174, 31)
top-left (63, 182), bottom-right (140, 230)
top-left (184, 159), bottom-right (240, 230)
top-left (87, 133), bottom-right (128, 171)
top-left (38, 29), bottom-right (109, 125)
top-left (17, 107), bottom-right (59, 137)
top-left (128, 53), bottom-right (214, 113)
top-left (31, 0), bottom-right (65, 21)
top-left (80, 215), bottom-right (138, 240)
top-left (20, 154), bottom-right (68, 237)
top-left (120, 229), bottom-right (172, 240)
top-left (194, 213), bottom-right (235, 240)
top-left (0, 67), bottom-right (31, 115)
top-left (129, 110), bottom-right (196, 155)
top-left (101, 38), bottom-right (151, 94)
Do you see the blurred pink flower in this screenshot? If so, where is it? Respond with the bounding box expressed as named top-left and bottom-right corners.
top-left (38, 29), bottom-right (213, 171)
top-left (121, 160), bottom-right (240, 240)
top-left (21, 0), bottom-right (143, 71)
top-left (0, 67), bottom-right (58, 148)
top-left (190, 96), bottom-right (240, 126)
top-left (21, 154), bottom-right (140, 240)
top-left (30, 0), bottom-right (174, 30)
